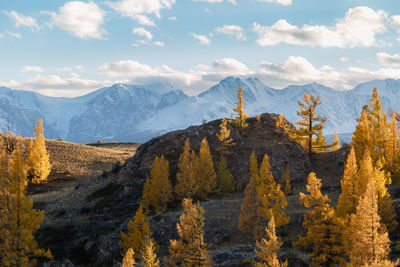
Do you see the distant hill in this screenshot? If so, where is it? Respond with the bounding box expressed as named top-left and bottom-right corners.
top-left (1, 77), bottom-right (400, 143)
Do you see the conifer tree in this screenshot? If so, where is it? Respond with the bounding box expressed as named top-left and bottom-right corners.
top-left (175, 139), bottom-right (198, 199)
top-left (216, 118), bottom-right (235, 155)
top-left (279, 164), bottom-right (291, 196)
top-left (26, 119), bottom-right (51, 184)
top-left (0, 148), bottom-right (52, 266)
top-left (275, 114), bottom-right (285, 130)
top-left (294, 172), bottom-right (345, 266)
top-left (122, 248), bottom-right (136, 267)
top-left (141, 155), bottom-right (172, 213)
top-left (352, 110), bottom-right (372, 164)
top-left (386, 113), bottom-right (398, 169)
top-left (197, 138), bottom-right (217, 199)
top-left (233, 87), bottom-right (249, 130)
top-left (216, 156), bottom-right (234, 196)
top-left (313, 129), bottom-right (328, 152)
top-left (142, 238), bottom-right (159, 267)
top-left (169, 198), bottom-right (211, 267)
top-left (332, 130), bottom-right (340, 151)
top-left (253, 215), bottom-right (288, 267)
top-left (238, 152), bottom-right (262, 236)
top-left (256, 154), bottom-right (289, 233)
top-left (336, 146), bottom-right (358, 218)
top-left (291, 93), bottom-right (326, 159)
top-left (120, 205), bottom-right (154, 260)
top-left (347, 176), bottom-right (391, 266)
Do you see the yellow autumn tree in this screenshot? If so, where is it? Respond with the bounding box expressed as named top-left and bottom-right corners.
top-left (313, 129), bottom-right (328, 152)
top-left (346, 176), bottom-right (391, 266)
top-left (175, 139), bottom-right (199, 199)
top-left (216, 156), bottom-right (234, 196)
top-left (122, 248), bottom-right (136, 267)
top-left (291, 93), bottom-right (327, 159)
top-left (233, 87), bottom-right (249, 130)
top-left (332, 130), bottom-right (340, 151)
top-left (216, 118), bottom-right (235, 155)
top-left (279, 164), bottom-right (291, 196)
top-left (26, 119), bottom-right (51, 184)
top-left (352, 110), bottom-right (372, 164)
top-left (168, 198), bottom-right (212, 267)
top-left (142, 238), bottom-right (159, 267)
top-left (238, 152), bottom-right (262, 237)
top-left (275, 114), bottom-right (285, 130)
top-left (336, 146), bottom-right (358, 218)
top-left (120, 205), bottom-right (155, 260)
top-left (0, 148), bottom-right (52, 266)
top-left (197, 138), bottom-right (217, 200)
top-left (253, 214), bottom-right (288, 267)
top-left (293, 172), bottom-right (345, 266)
top-left (141, 155), bottom-right (172, 213)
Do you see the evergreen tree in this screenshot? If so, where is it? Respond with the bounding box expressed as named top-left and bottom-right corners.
top-left (0, 148), bottom-right (52, 266)
top-left (233, 87), bottom-right (249, 130)
top-left (352, 110), bottom-right (372, 164)
top-left (291, 93), bottom-right (327, 159)
top-left (332, 130), bottom-right (340, 151)
top-left (120, 205), bottom-right (154, 259)
top-left (141, 155), bottom-right (172, 213)
top-left (279, 164), bottom-right (291, 196)
top-left (175, 139), bottom-right (198, 199)
top-left (142, 238), bottom-right (159, 267)
top-left (216, 156), bottom-right (234, 196)
top-left (216, 118), bottom-right (235, 155)
top-left (169, 198), bottom-right (211, 267)
top-left (26, 119), bottom-right (51, 184)
top-left (122, 248), bottom-right (136, 267)
top-left (238, 152), bottom-right (262, 237)
top-left (197, 138), bottom-right (217, 200)
top-left (347, 177), bottom-right (391, 266)
top-left (336, 146), bottom-right (358, 218)
top-left (253, 215), bottom-right (288, 267)
top-left (275, 114), bottom-right (285, 130)
top-left (294, 172), bottom-right (345, 266)
top-left (256, 154), bottom-right (289, 232)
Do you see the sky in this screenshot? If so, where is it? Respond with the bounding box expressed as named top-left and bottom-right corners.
top-left (2, 0), bottom-right (400, 97)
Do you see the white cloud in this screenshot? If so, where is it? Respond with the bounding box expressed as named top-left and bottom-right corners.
top-left (168, 16), bottom-right (177, 21)
top-left (51, 1), bottom-right (106, 39)
top-left (377, 52), bottom-right (400, 66)
top-left (340, 57), bottom-right (348, 62)
top-left (253, 6), bottom-right (388, 47)
top-left (132, 27), bottom-right (153, 41)
top-left (6, 31), bottom-right (21, 39)
top-left (106, 0), bottom-right (175, 26)
top-left (98, 60), bottom-right (155, 77)
top-left (132, 40), bottom-right (165, 46)
top-left (192, 33), bottom-right (211, 45)
top-left (215, 25), bottom-right (245, 40)
top-left (22, 66), bottom-right (45, 73)
top-left (193, 0), bottom-right (236, 4)
top-left (4, 10), bottom-right (41, 31)
top-left (56, 65), bottom-right (85, 72)
top-left (259, 0), bottom-right (292, 6)
top-left (153, 41), bottom-right (165, 46)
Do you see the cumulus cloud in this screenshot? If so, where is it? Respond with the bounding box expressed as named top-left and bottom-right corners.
top-left (168, 16), bottom-right (177, 21)
top-left (98, 60), bottom-right (155, 77)
top-left (215, 25), bottom-right (245, 40)
top-left (377, 52), bottom-right (400, 66)
top-left (193, 0), bottom-right (236, 4)
top-left (22, 66), bottom-right (45, 73)
top-left (51, 1), bottom-right (106, 39)
top-left (132, 27), bottom-right (153, 41)
top-left (106, 0), bottom-right (175, 26)
top-left (6, 31), bottom-right (21, 39)
top-left (56, 65), bottom-right (85, 72)
top-left (132, 40), bottom-right (165, 46)
top-left (253, 6), bottom-right (388, 47)
top-left (4, 10), bottom-right (41, 31)
top-left (259, 0), bottom-right (292, 6)
top-left (192, 33), bottom-right (211, 45)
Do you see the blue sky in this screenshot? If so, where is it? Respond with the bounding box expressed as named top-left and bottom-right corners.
top-left (2, 0), bottom-right (400, 97)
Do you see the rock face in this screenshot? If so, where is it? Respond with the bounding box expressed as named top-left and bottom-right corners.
top-left (119, 113), bottom-right (310, 189)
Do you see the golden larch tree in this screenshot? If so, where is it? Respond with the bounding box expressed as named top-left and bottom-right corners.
top-left (346, 176), bottom-right (391, 266)
top-left (216, 156), bottom-right (234, 196)
top-left (26, 119), bottom-right (51, 184)
top-left (352, 110), bottom-right (372, 164)
top-left (275, 114), bottom-right (285, 130)
top-left (233, 87), bottom-right (249, 130)
top-left (216, 118), bottom-right (235, 155)
top-left (313, 129), bottom-right (328, 152)
top-left (168, 198), bottom-right (211, 267)
top-left (175, 139), bottom-right (199, 199)
top-left (0, 148), bottom-right (52, 266)
top-left (197, 138), bottom-right (217, 200)
top-left (253, 214), bottom-right (288, 267)
top-left (279, 164), bottom-right (291, 196)
top-left (122, 248), bottom-right (136, 267)
top-left (293, 172), bottom-right (345, 266)
top-left (238, 152), bottom-right (262, 237)
top-left (332, 130), bottom-right (340, 151)
top-left (291, 93), bottom-right (327, 159)
top-left (142, 238), bottom-right (159, 267)
top-left (120, 205), bottom-right (155, 260)
top-left (141, 155), bottom-right (172, 213)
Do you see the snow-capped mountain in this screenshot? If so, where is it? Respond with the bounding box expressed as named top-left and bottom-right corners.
top-left (1, 77), bottom-right (400, 143)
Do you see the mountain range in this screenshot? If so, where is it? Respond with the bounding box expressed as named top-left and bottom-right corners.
top-left (1, 77), bottom-right (400, 143)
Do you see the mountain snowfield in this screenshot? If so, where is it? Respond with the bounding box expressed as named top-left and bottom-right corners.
top-left (1, 77), bottom-right (400, 143)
